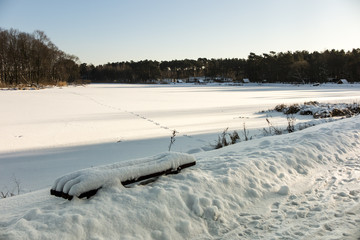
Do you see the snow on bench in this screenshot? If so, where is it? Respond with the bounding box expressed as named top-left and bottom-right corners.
top-left (50, 152), bottom-right (196, 200)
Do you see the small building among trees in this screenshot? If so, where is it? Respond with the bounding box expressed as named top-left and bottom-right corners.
top-left (337, 79), bottom-right (349, 84)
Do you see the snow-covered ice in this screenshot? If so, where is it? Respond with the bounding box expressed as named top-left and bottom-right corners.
top-left (1, 83), bottom-right (360, 192)
top-left (0, 83), bottom-right (360, 239)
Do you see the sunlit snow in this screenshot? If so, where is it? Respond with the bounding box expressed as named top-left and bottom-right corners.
top-left (0, 83), bottom-right (359, 239)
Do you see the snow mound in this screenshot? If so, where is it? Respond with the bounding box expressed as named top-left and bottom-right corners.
top-left (51, 152), bottom-right (196, 199)
top-left (1, 116), bottom-right (360, 239)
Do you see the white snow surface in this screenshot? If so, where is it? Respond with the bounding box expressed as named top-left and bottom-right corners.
top-left (1, 116), bottom-right (360, 239)
top-left (1, 83), bottom-right (360, 239)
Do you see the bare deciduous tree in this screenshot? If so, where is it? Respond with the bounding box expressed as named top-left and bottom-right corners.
top-left (0, 28), bottom-right (79, 87)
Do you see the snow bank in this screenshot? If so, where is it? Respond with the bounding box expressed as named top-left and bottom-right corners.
top-left (1, 116), bottom-right (360, 239)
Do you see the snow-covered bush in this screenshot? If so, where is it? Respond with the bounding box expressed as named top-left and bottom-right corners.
top-left (276, 102), bottom-right (360, 119)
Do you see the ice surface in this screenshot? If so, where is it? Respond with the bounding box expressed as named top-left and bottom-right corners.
top-left (1, 83), bottom-right (360, 193)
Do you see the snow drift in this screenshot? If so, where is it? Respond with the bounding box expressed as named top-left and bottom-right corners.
top-left (1, 116), bottom-right (360, 239)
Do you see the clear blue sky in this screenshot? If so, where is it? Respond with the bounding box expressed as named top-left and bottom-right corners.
top-left (1, 0), bottom-right (359, 65)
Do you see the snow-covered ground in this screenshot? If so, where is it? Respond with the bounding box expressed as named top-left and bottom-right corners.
top-left (0, 83), bottom-right (360, 239)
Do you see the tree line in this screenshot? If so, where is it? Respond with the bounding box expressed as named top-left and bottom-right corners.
top-left (1, 29), bottom-right (359, 86)
top-left (0, 28), bottom-right (79, 87)
top-left (81, 49), bottom-right (360, 84)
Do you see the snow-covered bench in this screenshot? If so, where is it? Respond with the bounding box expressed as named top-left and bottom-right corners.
top-left (50, 152), bottom-right (196, 200)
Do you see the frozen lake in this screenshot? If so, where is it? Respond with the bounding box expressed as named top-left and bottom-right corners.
top-left (1, 83), bottom-right (360, 191)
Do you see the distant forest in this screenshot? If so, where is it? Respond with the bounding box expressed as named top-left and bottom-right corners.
top-left (81, 49), bottom-right (360, 84)
top-left (1, 29), bottom-right (359, 86)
